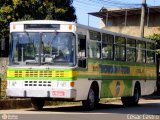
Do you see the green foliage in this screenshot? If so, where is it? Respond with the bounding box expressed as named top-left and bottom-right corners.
top-left (0, 0), bottom-right (77, 39)
top-left (147, 34), bottom-right (160, 56)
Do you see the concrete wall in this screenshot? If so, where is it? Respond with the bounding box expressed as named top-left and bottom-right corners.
top-left (0, 58), bottom-right (8, 99)
top-left (101, 13), bottom-right (160, 37)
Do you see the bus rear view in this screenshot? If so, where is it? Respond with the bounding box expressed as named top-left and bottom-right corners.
top-left (7, 20), bottom-right (77, 110)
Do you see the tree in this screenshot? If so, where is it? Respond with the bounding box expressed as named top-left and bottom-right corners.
top-left (147, 34), bottom-right (160, 57)
top-left (0, 0), bottom-right (77, 56)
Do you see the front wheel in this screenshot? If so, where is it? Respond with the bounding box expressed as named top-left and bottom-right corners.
top-left (31, 98), bottom-right (45, 110)
top-left (82, 87), bottom-right (96, 110)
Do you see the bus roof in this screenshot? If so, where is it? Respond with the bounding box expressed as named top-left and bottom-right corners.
top-left (10, 20), bottom-right (155, 43)
top-left (76, 23), bottom-right (155, 43)
top-left (10, 20), bottom-right (75, 25)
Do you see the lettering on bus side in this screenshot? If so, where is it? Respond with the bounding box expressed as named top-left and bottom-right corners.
top-left (99, 65), bottom-right (130, 74)
top-left (135, 68), bottom-right (145, 74)
top-left (93, 66), bottom-right (99, 72)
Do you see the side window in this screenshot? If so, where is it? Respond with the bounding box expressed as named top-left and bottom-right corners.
top-left (78, 34), bottom-right (87, 68)
top-left (126, 38), bottom-right (136, 62)
top-left (88, 30), bottom-right (101, 59)
top-left (146, 51), bottom-right (155, 63)
top-left (136, 41), bottom-right (146, 63)
top-left (146, 43), bottom-right (155, 64)
top-left (89, 30), bottom-right (101, 41)
top-left (88, 41), bottom-right (101, 58)
top-left (102, 33), bottom-right (114, 59)
top-left (115, 36), bottom-right (126, 61)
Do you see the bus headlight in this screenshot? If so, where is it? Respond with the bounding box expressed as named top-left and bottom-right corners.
top-left (12, 81), bottom-right (17, 87)
top-left (57, 81), bottom-right (67, 88)
top-left (9, 81), bottom-right (21, 87)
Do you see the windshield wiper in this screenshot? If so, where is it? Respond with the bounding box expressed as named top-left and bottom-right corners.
top-left (25, 60), bottom-right (39, 65)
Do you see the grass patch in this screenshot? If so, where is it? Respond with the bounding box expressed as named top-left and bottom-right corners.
top-left (100, 98), bottom-right (121, 103)
top-left (45, 98), bottom-right (121, 106)
top-left (45, 101), bottom-right (81, 106)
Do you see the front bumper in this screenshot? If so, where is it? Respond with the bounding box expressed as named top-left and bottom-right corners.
top-left (6, 88), bottom-right (76, 99)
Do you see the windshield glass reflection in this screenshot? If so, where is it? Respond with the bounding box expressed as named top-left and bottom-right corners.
top-left (10, 32), bottom-right (76, 66)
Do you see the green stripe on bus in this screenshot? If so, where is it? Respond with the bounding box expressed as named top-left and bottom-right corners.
top-left (78, 75), bottom-right (156, 80)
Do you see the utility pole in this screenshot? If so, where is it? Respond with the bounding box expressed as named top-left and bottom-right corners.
top-left (88, 14), bottom-right (90, 26)
top-left (140, 0), bottom-right (146, 38)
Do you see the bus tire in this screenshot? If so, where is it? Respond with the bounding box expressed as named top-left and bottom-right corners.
top-left (82, 87), bottom-right (96, 110)
top-left (131, 86), bottom-right (140, 105)
top-left (121, 85), bottom-right (140, 106)
top-left (31, 98), bottom-right (45, 110)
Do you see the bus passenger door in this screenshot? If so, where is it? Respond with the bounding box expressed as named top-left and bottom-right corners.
top-left (78, 34), bottom-right (87, 68)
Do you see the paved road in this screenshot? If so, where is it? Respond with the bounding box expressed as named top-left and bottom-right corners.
top-left (0, 99), bottom-right (160, 120)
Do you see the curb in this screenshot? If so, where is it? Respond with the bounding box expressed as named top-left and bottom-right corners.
top-left (0, 99), bottom-right (32, 110)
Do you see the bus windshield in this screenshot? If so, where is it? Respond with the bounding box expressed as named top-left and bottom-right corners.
top-left (10, 32), bottom-right (76, 66)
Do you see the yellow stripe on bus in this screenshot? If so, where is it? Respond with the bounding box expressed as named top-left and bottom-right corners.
top-left (7, 70), bottom-right (78, 78)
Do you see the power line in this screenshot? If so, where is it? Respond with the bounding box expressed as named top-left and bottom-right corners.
top-left (74, 0), bottom-right (102, 9)
top-left (97, 0), bottom-right (141, 6)
top-left (74, 4), bottom-right (97, 12)
top-left (73, 0), bottom-right (141, 17)
top-left (73, 0), bottom-right (160, 27)
top-left (73, 0), bottom-right (149, 17)
top-left (74, 0), bottom-right (141, 8)
top-left (73, 0), bottom-right (103, 15)
top-left (74, 0), bottom-right (160, 10)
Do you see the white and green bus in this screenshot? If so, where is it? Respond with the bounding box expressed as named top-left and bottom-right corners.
top-left (7, 20), bottom-right (156, 110)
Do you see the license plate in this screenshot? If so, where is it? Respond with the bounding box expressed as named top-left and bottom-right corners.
top-left (52, 91), bottom-right (65, 96)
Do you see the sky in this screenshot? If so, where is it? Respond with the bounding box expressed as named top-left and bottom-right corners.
top-left (73, 0), bottom-right (160, 28)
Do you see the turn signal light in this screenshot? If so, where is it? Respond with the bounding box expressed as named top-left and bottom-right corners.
top-left (70, 81), bottom-right (74, 87)
top-left (69, 24), bottom-right (72, 30)
top-left (13, 24), bottom-right (16, 29)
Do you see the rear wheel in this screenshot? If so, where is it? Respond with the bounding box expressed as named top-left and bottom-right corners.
top-left (31, 98), bottom-right (45, 110)
top-left (82, 87), bottom-right (96, 110)
top-left (121, 85), bottom-right (140, 106)
top-left (132, 87), bottom-right (140, 105)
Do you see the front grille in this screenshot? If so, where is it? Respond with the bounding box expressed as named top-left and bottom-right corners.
top-left (24, 81), bottom-right (52, 87)
top-left (15, 71), bottom-right (22, 77)
top-left (25, 70), bottom-right (53, 77)
top-left (13, 70), bottom-right (65, 78)
top-left (55, 71), bottom-right (64, 77)
top-left (25, 70), bottom-right (39, 77)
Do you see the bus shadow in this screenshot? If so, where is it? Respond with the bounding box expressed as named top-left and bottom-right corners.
top-left (27, 102), bottom-right (160, 115)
